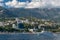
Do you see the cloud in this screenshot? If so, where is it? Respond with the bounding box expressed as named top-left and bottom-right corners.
top-left (5, 0), bottom-right (60, 8)
top-left (5, 0), bottom-right (46, 8)
top-left (14, 2), bottom-right (26, 8)
top-left (42, 0), bottom-right (60, 7)
top-left (5, 0), bottom-right (27, 8)
top-left (0, 0), bottom-right (4, 6)
top-left (0, 3), bottom-right (4, 6)
top-left (51, 0), bottom-right (60, 7)
top-left (0, 0), bottom-right (3, 2)
top-left (25, 2), bottom-right (44, 8)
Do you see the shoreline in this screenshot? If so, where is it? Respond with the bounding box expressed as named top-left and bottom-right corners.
top-left (55, 32), bottom-right (60, 34)
top-left (0, 31), bottom-right (57, 34)
top-left (0, 32), bottom-right (39, 34)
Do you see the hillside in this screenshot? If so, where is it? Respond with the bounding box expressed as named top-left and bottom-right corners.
top-left (0, 6), bottom-right (60, 22)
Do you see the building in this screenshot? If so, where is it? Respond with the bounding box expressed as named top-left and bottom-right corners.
top-left (12, 24), bottom-right (17, 29)
top-left (18, 23), bottom-right (24, 29)
top-left (0, 22), bottom-right (4, 27)
top-left (16, 18), bottom-right (24, 29)
top-left (38, 24), bottom-right (46, 29)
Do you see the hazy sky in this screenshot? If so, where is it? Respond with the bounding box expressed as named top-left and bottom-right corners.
top-left (0, 0), bottom-right (60, 8)
top-left (4, 0), bottom-right (31, 2)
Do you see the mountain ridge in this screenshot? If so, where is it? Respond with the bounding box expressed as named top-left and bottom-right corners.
top-left (0, 6), bottom-right (60, 22)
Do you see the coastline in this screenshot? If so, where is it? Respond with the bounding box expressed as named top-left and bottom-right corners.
top-left (0, 31), bottom-right (56, 34)
top-left (55, 32), bottom-right (60, 34)
top-left (0, 32), bottom-right (39, 34)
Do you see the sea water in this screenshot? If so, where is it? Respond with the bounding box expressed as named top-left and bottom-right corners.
top-left (0, 32), bottom-right (59, 40)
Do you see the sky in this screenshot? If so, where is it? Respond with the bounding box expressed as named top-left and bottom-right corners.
top-left (0, 0), bottom-right (60, 8)
top-left (4, 0), bottom-right (31, 2)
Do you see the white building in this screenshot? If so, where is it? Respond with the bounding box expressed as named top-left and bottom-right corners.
top-left (12, 24), bottom-right (17, 29)
top-left (23, 19), bottom-right (29, 24)
top-left (38, 24), bottom-right (46, 29)
top-left (0, 22), bottom-right (4, 27)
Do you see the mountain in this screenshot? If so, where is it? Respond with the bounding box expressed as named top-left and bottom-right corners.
top-left (7, 8), bottom-right (60, 22)
top-left (0, 6), bottom-right (19, 17)
top-left (0, 6), bottom-right (60, 22)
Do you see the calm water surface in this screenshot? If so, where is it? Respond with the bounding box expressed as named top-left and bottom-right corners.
top-left (0, 32), bottom-right (59, 40)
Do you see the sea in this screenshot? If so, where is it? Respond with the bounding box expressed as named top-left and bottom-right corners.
top-left (0, 32), bottom-right (59, 40)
